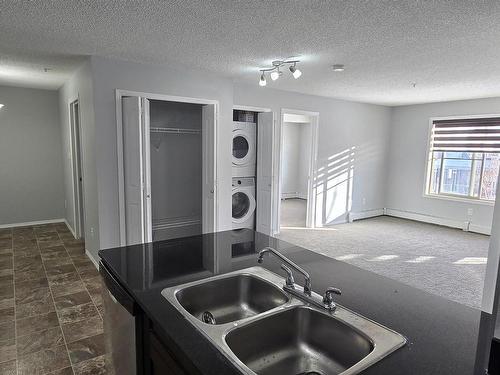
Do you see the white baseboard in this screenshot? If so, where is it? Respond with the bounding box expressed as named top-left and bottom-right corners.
top-left (349, 209), bottom-right (384, 222)
top-left (469, 223), bottom-right (491, 235)
top-left (85, 250), bottom-right (99, 270)
top-left (281, 193), bottom-right (307, 200)
top-left (385, 208), bottom-right (491, 235)
top-left (0, 218), bottom-right (65, 229)
top-left (64, 219), bottom-right (78, 239)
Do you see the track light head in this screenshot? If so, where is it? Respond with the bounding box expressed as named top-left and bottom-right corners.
top-left (270, 70), bottom-right (280, 81)
top-left (259, 72), bottom-right (267, 86)
top-left (289, 64), bottom-right (302, 79)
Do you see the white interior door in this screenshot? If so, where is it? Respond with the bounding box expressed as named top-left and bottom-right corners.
top-left (256, 112), bottom-right (275, 235)
top-left (122, 96), bottom-right (151, 245)
top-left (202, 104), bottom-right (217, 233)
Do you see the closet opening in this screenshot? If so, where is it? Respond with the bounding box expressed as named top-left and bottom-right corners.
top-left (117, 91), bottom-right (218, 246)
top-left (150, 100), bottom-right (203, 241)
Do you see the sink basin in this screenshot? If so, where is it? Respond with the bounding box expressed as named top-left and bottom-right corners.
top-left (225, 306), bottom-right (373, 375)
top-left (162, 267), bottom-right (406, 375)
top-left (175, 273), bottom-right (289, 324)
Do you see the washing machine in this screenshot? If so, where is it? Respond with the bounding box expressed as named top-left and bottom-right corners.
top-left (232, 177), bottom-right (256, 230)
top-left (232, 121), bottom-right (256, 177)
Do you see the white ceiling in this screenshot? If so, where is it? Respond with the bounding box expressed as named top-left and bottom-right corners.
top-left (1, 1), bottom-right (500, 105)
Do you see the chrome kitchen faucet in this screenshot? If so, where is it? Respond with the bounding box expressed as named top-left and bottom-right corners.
top-left (258, 247), bottom-right (342, 312)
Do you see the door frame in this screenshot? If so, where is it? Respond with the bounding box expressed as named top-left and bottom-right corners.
top-left (69, 97), bottom-right (86, 239)
top-left (276, 108), bottom-right (320, 234)
top-left (233, 105), bottom-right (272, 113)
top-left (116, 89), bottom-right (220, 246)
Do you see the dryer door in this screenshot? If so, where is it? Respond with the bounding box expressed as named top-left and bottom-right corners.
top-left (232, 189), bottom-right (256, 223)
top-left (232, 130), bottom-right (254, 165)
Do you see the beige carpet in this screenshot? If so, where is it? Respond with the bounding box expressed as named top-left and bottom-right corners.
top-left (278, 215), bottom-right (490, 308)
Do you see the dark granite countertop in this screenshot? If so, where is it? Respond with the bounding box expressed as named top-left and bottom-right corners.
top-left (99, 229), bottom-right (493, 375)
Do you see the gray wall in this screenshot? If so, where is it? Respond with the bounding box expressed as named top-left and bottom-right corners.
top-left (234, 84), bottom-right (392, 225)
top-left (87, 56), bottom-right (390, 252)
top-left (90, 56), bottom-right (234, 252)
top-left (58, 61), bottom-right (100, 259)
top-left (386, 97), bottom-right (500, 234)
top-left (69, 55), bottom-right (500, 262)
top-left (0, 85), bottom-right (65, 225)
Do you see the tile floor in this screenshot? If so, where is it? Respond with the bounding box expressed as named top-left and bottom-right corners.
top-left (0, 223), bottom-right (106, 375)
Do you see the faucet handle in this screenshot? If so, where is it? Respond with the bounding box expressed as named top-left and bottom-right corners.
top-left (280, 264), bottom-right (295, 288)
top-left (323, 287), bottom-right (342, 310)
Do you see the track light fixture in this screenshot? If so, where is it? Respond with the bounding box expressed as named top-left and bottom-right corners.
top-left (258, 59), bottom-right (302, 86)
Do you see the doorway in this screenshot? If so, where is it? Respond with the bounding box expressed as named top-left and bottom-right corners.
top-left (277, 109), bottom-right (319, 233)
top-left (70, 99), bottom-right (85, 239)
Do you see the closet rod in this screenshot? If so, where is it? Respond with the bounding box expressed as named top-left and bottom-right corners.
top-left (150, 127), bottom-right (201, 135)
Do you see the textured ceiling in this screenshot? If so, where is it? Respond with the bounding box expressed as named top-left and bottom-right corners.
top-left (1, 1), bottom-right (500, 105)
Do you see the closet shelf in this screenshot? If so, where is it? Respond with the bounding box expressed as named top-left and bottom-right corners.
top-left (150, 127), bottom-right (201, 135)
top-left (153, 216), bottom-right (201, 230)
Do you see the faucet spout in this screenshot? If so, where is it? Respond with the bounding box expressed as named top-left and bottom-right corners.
top-left (257, 247), bottom-right (312, 295)
top-left (257, 247), bottom-right (342, 312)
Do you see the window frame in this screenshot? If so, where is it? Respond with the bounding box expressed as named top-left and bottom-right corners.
top-left (423, 114), bottom-right (500, 206)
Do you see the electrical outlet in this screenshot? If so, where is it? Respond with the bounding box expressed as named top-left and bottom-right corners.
top-left (90, 227), bottom-right (94, 237)
top-left (467, 208), bottom-right (473, 217)
top-left (362, 198), bottom-right (366, 206)
top-left (64, 200), bottom-right (67, 209)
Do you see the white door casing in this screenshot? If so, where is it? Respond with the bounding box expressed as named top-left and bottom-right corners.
top-left (202, 104), bottom-right (217, 233)
top-left (256, 112), bottom-right (275, 235)
top-left (69, 99), bottom-right (85, 239)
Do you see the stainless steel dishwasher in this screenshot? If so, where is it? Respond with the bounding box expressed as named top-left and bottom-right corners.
top-left (100, 261), bottom-right (140, 375)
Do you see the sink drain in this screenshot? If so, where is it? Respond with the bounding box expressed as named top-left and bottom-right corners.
top-left (202, 311), bottom-right (216, 325)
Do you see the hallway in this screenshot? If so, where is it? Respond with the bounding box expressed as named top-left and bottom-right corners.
top-left (0, 223), bottom-right (104, 375)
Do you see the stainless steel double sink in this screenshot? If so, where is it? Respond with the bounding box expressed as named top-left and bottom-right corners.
top-left (162, 266), bottom-right (406, 375)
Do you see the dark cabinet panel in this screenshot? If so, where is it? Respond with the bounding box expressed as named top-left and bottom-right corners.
top-left (149, 330), bottom-right (187, 375)
top-left (490, 339), bottom-right (500, 375)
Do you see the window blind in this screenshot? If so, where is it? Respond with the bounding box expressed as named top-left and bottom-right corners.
top-left (431, 117), bottom-right (500, 152)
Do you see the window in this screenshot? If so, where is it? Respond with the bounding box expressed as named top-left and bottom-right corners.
top-left (426, 117), bottom-right (500, 201)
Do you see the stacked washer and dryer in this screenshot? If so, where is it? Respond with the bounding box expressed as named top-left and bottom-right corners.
top-left (232, 111), bottom-right (257, 230)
